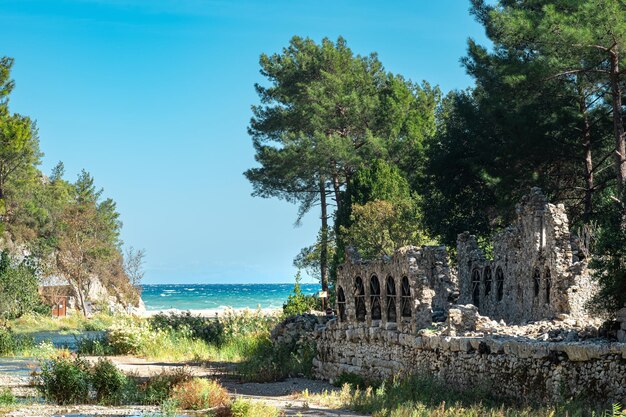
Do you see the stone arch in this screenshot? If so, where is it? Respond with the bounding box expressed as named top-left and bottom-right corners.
top-left (496, 266), bottom-right (504, 302)
top-left (484, 266), bottom-right (492, 297)
top-left (337, 286), bottom-right (346, 321)
top-left (533, 267), bottom-right (541, 298)
top-left (370, 275), bottom-right (382, 320)
top-left (544, 267), bottom-right (551, 304)
top-left (355, 276), bottom-right (366, 322)
top-left (400, 276), bottom-right (412, 317)
top-left (385, 276), bottom-right (397, 323)
top-left (471, 268), bottom-right (481, 308)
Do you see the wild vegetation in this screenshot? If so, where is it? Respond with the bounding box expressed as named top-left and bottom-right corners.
top-left (245, 0), bottom-right (626, 316)
top-left (302, 374), bottom-right (626, 417)
top-left (0, 58), bottom-right (142, 317)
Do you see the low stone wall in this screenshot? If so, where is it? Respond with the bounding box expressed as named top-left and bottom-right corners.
top-left (314, 321), bottom-right (626, 405)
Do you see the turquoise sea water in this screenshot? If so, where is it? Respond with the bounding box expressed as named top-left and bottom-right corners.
top-left (141, 283), bottom-right (321, 311)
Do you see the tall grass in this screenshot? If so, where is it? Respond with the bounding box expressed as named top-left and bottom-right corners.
top-left (302, 374), bottom-right (621, 417)
top-left (9, 312), bottom-right (117, 334)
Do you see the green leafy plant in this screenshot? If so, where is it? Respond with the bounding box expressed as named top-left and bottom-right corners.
top-left (0, 388), bottom-right (16, 407)
top-left (38, 356), bottom-right (91, 404)
top-left (90, 358), bottom-right (130, 405)
top-left (283, 271), bottom-right (319, 317)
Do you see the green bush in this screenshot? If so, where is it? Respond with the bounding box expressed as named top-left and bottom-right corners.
top-left (0, 251), bottom-right (47, 320)
top-left (0, 388), bottom-right (16, 406)
top-left (0, 326), bottom-right (34, 356)
top-left (139, 368), bottom-right (194, 405)
top-left (76, 334), bottom-right (112, 356)
top-left (91, 358), bottom-right (130, 405)
top-left (38, 356), bottom-right (91, 404)
top-left (283, 271), bottom-right (319, 317)
top-left (150, 312), bottom-right (225, 346)
top-left (107, 319), bottom-right (153, 355)
top-left (230, 398), bottom-right (281, 417)
top-left (237, 333), bottom-right (316, 382)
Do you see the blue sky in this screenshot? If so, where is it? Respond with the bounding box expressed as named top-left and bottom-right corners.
top-left (1, 0), bottom-right (488, 284)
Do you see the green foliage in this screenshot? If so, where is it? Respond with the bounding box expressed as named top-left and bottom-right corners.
top-left (229, 398), bottom-right (281, 417)
top-left (283, 271), bottom-right (319, 316)
top-left (237, 318), bottom-right (317, 382)
top-left (149, 312), bottom-right (226, 347)
top-left (246, 36), bottom-right (439, 290)
top-left (90, 358), bottom-right (131, 405)
top-left (0, 388), bottom-right (16, 407)
top-left (0, 251), bottom-right (47, 319)
top-left (311, 374), bottom-right (610, 417)
top-left (139, 368), bottom-right (194, 405)
top-left (106, 319), bottom-right (154, 355)
top-left (0, 326), bottom-right (34, 356)
top-left (589, 199), bottom-right (626, 315)
top-left (38, 356), bottom-right (92, 405)
top-left (335, 159), bottom-right (427, 261)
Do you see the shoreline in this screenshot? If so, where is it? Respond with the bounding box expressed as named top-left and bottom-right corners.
top-left (139, 306), bottom-right (282, 318)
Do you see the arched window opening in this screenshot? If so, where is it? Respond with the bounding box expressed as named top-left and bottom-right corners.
top-left (484, 266), bottom-right (492, 297)
top-left (370, 276), bottom-right (381, 320)
top-left (401, 276), bottom-right (411, 317)
top-left (471, 268), bottom-right (481, 308)
top-left (496, 267), bottom-right (504, 302)
top-left (533, 268), bottom-right (541, 298)
top-left (544, 268), bottom-right (551, 304)
top-left (355, 277), bottom-right (366, 322)
top-left (385, 276), bottom-right (396, 323)
top-left (337, 286), bottom-right (346, 321)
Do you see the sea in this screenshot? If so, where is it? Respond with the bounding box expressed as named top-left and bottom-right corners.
top-left (140, 283), bottom-right (321, 311)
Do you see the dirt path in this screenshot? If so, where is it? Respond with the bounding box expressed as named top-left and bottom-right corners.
top-left (0, 356), bottom-right (368, 417)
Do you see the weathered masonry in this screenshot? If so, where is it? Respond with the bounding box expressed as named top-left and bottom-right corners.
top-left (457, 188), bottom-right (596, 323)
top-left (314, 189), bottom-right (623, 404)
top-left (334, 246), bottom-right (457, 333)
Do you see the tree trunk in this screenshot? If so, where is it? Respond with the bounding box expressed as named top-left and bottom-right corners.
top-left (319, 177), bottom-right (329, 292)
top-left (609, 49), bottom-right (626, 199)
top-left (578, 91), bottom-right (594, 220)
top-left (332, 171), bottom-right (341, 214)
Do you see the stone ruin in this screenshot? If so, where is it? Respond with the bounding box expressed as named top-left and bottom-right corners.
top-left (457, 188), bottom-right (596, 324)
top-left (315, 189), bottom-right (626, 404)
top-left (333, 188), bottom-right (596, 328)
top-left (334, 246), bottom-right (456, 333)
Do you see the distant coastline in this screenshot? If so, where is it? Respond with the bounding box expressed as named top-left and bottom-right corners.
top-left (140, 283), bottom-right (320, 313)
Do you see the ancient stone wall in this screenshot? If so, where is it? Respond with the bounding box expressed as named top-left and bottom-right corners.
top-left (457, 188), bottom-right (596, 324)
top-left (314, 321), bottom-right (626, 404)
top-left (335, 246), bottom-right (456, 333)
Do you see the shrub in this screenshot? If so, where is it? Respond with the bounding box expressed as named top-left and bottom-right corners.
top-left (76, 334), bottom-right (112, 356)
top-left (219, 308), bottom-right (279, 339)
top-left (229, 398), bottom-right (281, 417)
top-left (0, 326), bottom-right (34, 356)
top-left (91, 358), bottom-right (130, 405)
top-left (107, 319), bottom-right (153, 355)
top-left (237, 333), bottom-right (316, 382)
top-left (283, 271), bottom-right (319, 317)
top-left (38, 356), bottom-right (91, 404)
top-left (0, 388), bottom-right (16, 407)
top-left (139, 367), bottom-right (194, 405)
top-left (150, 312), bottom-right (225, 346)
top-left (169, 378), bottom-right (230, 410)
top-left (0, 252), bottom-right (47, 320)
